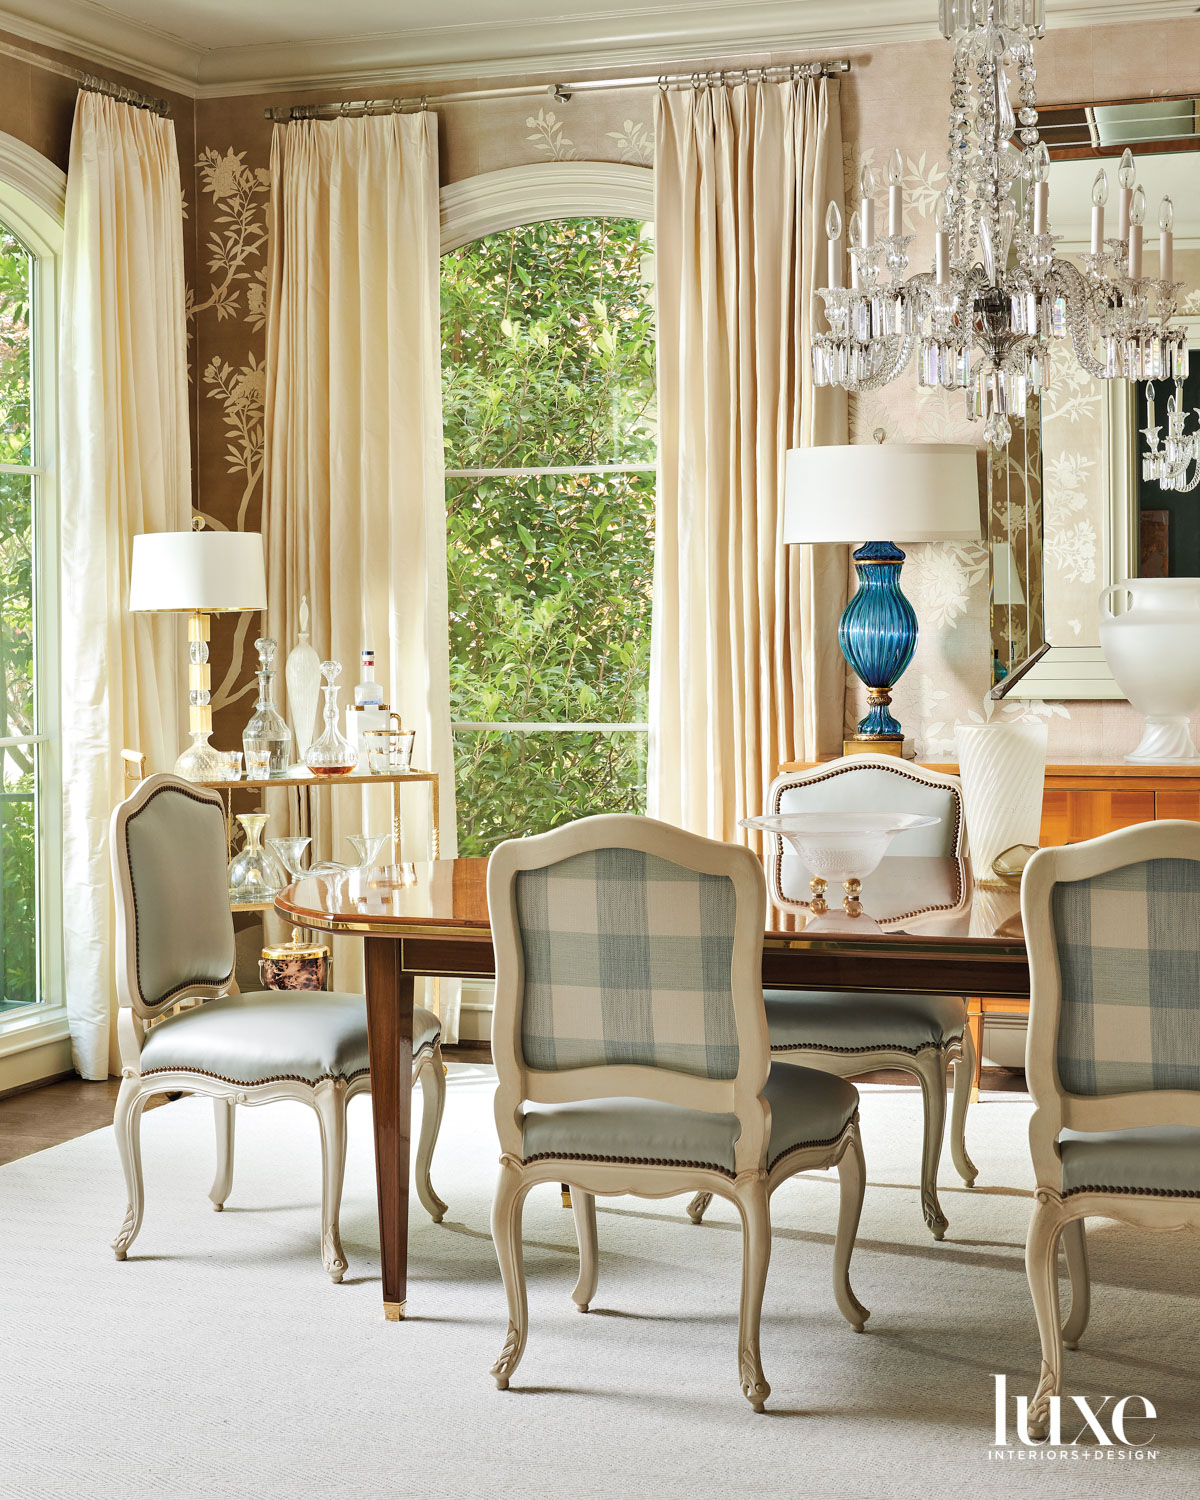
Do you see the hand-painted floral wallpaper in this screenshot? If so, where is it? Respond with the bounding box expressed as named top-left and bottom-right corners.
top-left (186, 14), bottom-right (1200, 764)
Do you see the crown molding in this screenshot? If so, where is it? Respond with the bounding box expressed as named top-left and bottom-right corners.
top-left (0, 0), bottom-right (1195, 100)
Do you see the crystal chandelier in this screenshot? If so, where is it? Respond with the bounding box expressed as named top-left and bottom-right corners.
top-left (1143, 382), bottom-right (1200, 493)
top-left (810, 0), bottom-right (1191, 448)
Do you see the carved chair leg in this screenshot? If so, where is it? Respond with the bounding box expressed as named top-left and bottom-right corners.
top-left (414, 1049), bottom-right (448, 1224)
top-left (912, 1050), bottom-right (950, 1240)
top-left (112, 1077), bottom-right (149, 1260)
top-left (733, 1178), bottom-right (772, 1412)
top-left (832, 1123), bottom-right (870, 1333)
top-left (313, 1080), bottom-right (350, 1283)
top-left (1061, 1216), bottom-right (1091, 1350)
top-left (571, 1188), bottom-right (599, 1312)
top-left (1025, 1195), bottom-right (1067, 1442)
top-left (687, 1190), bottom-right (713, 1224)
top-left (949, 1023), bottom-right (979, 1188)
top-left (209, 1097), bottom-right (236, 1211)
top-left (491, 1160), bottom-right (534, 1390)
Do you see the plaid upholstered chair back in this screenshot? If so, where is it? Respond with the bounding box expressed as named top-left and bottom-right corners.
top-left (1050, 856), bottom-right (1200, 1097)
top-left (514, 846), bottom-right (741, 1079)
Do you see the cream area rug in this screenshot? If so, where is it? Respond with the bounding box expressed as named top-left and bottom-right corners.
top-left (1, 1066), bottom-right (1198, 1500)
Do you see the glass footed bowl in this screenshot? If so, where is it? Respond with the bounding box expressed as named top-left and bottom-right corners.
top-left (739, 811), bottom-right (941, 885)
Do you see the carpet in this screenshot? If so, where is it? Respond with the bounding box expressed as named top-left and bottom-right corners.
top-left (1, 1066), bottom-right (1197, 1500)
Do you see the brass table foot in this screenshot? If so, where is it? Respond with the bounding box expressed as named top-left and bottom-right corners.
top-left (384, 1300), bottom-right (407, 1322)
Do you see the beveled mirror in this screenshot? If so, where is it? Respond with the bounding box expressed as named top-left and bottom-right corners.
top-left (992, 93), bottom-right (1200, 699)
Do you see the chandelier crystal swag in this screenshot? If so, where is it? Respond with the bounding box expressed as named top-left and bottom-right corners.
top-left (810, 0), bottom-right (1192, 448)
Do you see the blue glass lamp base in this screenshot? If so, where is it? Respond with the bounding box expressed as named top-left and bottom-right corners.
top-left (838, 540), bottom-right (918, 742)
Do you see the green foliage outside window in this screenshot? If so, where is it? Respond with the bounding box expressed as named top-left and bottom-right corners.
top-left (441, 217), bottom-right (656, 856)
top-left (0, 227), bottom-right (37, 1009)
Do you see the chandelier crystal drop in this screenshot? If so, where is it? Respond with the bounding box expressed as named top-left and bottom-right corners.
top-left (810, 0), bottom-right (1191, 448)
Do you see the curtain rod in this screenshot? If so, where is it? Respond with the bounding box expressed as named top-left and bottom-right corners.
top-left (80, 73), bottom-right (171, 117)
top-left (264, 61), bottom-right (850, 121)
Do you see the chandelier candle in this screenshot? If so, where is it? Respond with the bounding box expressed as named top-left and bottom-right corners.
top-left (810, 0), bottom-right (1192, 449)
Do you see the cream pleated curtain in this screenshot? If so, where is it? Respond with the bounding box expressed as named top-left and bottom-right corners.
top-left (60, 94), bottom-right (191, 1077)
top-left (261, 112), bottom-right (458, 1003)
top-left (650, 77), bottom-right (848, 843)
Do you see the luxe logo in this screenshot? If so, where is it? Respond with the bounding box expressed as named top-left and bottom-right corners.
top-left (992, 1375), bottom-right (1157, 1449)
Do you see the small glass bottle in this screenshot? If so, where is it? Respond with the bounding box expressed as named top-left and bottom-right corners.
top-left (303, 660), bottom-right (358, 776)
top-left (354, 648), bottom-right (384, 707)
top-left (243, 637), bottom-right (293, 778)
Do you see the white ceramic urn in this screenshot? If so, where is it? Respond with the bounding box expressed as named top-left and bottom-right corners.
top-left (1099, 578), bottom-right (1200, 764)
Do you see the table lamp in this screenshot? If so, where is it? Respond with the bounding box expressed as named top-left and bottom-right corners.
top-left (129, 524), bottom-right (268, 780)
top-left (784, 438), bottom-right (980, 755)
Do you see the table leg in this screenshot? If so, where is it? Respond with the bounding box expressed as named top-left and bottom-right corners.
top-left (364, 936), bottom-right (414, 1321)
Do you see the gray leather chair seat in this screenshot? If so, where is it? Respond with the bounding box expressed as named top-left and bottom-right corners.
top-left (764, 989), bottom-right (967, 1054)
top-left (140, 992), bottom-right (441, 1086)
top-left (1060, 1126), bottom-right (1200, 1197)
top-left (522, 1063), bottom-right (858, 1176)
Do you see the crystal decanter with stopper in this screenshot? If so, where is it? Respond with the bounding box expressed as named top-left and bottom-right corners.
top-left (242, 637), bottom-right (293, 778)
top-left (228, 813), bottom-right (286, 902)
top-left (303, 660), bottom-right (357, 776)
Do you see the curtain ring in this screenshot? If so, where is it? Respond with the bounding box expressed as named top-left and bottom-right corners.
top-left (657, 74), bottom-right (669, 92)
top-left (420, 95), bottom-right (428, 111)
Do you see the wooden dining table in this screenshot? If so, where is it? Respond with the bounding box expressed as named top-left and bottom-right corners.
top-left (276, 852), bottom-right (1030, 1321)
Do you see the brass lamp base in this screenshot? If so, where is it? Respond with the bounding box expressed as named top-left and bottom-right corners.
top-left (842, 735), bottom-right (912, 759)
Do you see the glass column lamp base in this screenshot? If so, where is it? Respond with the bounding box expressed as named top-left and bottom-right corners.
top-left (174, 728), bottom-right (224, 782)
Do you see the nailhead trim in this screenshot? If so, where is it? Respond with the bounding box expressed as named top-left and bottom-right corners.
top-left (140, 1039), bottom-right (437, 1088)
top-left (769, 1038), bottom-right (960, 1057)
top-left (1064, 1182), bottom-right (1200, 1200)
top-left (522, 1120), bottom-right (856, 1180)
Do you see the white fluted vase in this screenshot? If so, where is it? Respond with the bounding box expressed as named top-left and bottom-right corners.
top-left (955, 721), bottom-right (1047, 887)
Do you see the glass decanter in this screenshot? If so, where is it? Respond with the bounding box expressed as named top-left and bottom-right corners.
top-left (303, 660), bottom-right (357, 776)
top-left (242, 637), bottom-right (293, 778)
top-left (228, 813), bottom-right (286, 902)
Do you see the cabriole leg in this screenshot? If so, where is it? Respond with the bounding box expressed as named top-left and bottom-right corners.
top-left (313, 1080), bottom-right (350, 1283)
top-left (913, 1050), bottom-right (949, 1239)
top-left (571, 1188), bottom-right (598, 1312)
top-left (949, 1024), bottom-right (978, 1187)
top-left (832, 1124), bottom-right (870, 1332)
top-left (1026, 1195), bottom-right (1067, 1442)
top-left (491, 1161), bottom-right (533, 1389)
top-left (1061, 1216), bottom-right (1091, 1349)
top-left (112, 1077), bottom-right (149, 1260)
top-left (209, 1097), bottom-right (236, 1211)
top-left (414, 1049), bottom-right (448, 1224)
top-left (734, 1178), bottom-right (772, 1412)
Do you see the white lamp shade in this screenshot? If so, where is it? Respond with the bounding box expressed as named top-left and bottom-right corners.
top-left (991, 542), bottom-right (1026, 606)
top-left (129, 531), bottom-right (267, 613)
top-left (784, 443), bottom-right (981, 544)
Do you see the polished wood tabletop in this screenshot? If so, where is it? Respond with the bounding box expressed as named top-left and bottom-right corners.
top-left (275, 853), bottom-right (1031, 1323)
top-left (277, 853), bottom-right (1030, 994)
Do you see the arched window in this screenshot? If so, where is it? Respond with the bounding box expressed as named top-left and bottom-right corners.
top-left (0, 136), bottom-right (63, 1050)
top-left (440, 164), bottom-right (655, 855)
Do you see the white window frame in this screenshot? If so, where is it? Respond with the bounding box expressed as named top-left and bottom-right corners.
top-left (0, 133), bottom-right (66, 1062)
top-left (440, 161), bottom-right (655, 741)
top-left (439, 163), bottom-right (654, 1033)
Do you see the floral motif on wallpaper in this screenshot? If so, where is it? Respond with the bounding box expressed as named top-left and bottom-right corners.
top-left (1040, 338), bottom-right (1103, 646)
top-left (188, 146), bottom-right (272, 717)
top-left (526, 110), bottom-right (653, 166)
